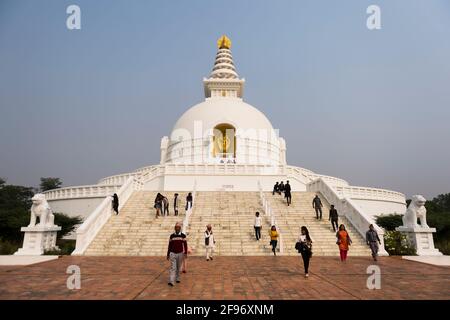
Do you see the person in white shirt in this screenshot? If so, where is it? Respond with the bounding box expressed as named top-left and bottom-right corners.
top-left (204, 224), bottom-right (215, 261)
top-left (254, 212), bottom-right (262, 241)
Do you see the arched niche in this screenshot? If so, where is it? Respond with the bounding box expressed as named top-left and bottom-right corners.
top-left (212, 123), bottom-right (236, 160)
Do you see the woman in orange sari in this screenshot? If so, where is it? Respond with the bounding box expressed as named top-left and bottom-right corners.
top-left (336, 224), bottom-right (352, 262)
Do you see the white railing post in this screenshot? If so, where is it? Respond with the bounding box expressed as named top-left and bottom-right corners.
top-left (182, 181), bottom-right (197, 234)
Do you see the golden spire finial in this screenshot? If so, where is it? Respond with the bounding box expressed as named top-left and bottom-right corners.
top-left (217, 35), bottom-right (231, 49)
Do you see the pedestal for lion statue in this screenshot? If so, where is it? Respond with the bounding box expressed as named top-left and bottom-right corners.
top-left (15, 193), bottom-right (61, 255)
top-left (396, 195), bottom-right (442, 256)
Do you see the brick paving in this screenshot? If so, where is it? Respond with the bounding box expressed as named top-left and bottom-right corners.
top-left (0, 256), bottom-right (448, 300)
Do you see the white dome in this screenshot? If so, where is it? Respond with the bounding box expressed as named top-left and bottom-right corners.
top-left (161, 36), bottom-right (286, 166)
top-left (171, 98), bottom-right (275, 136)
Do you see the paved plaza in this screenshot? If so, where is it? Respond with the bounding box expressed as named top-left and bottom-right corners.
top-left (0, 256), bottom-right (449, 300)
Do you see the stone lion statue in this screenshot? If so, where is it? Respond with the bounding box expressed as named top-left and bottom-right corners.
top-left (29, 193), bottom-right (55, 227)
top-left (402, 195), bottom-right (428, 228)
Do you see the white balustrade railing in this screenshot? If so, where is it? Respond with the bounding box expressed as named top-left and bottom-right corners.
top-left (307, 178), bottom-right (388, 256)
top-left (72, 176), bottom-right (137, 255)
top-left (285, 166), bottom-right (350, 187)
top-left (97, 165), bottom-right (164, 188)
top-left (182, 181), bottom-right (197, 234)
top-left (98, 164), bottom-right (162, 185)
top-left (97, 173), bottom-right (136, 185)
top-left (286, 166), bottom-right (404, 204)
top-left (257, 181), bottom-right (284, 254)
top-left (44, 184), bottom-right (122, 201)
top-left (46, 163), bottom-right (404, 208)
top-left (137, 165), bottom-right (165, 184)
top-left (133, 164), bottom-right (159, 175)
top-left (333, 185), bottom-right (405, 204)
top-left (164, 163), bottom-right (285, 176)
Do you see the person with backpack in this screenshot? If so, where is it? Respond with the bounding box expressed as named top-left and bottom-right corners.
top-left (204, 224), bottom-right (215, 261)
top-left (336, 224), bottom-right (352, 262)
top-left (295, 226), bottom-right (313, 278)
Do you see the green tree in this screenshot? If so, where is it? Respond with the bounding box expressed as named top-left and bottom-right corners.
top-left (0, 179), bottom-right (80, 254)
top-left (0, 184), bottom-right (34, 242)
top-left (54, 213), bottom-right (82, 239)
top-left (39, 177), bottom-right (62, 192)
top-left (432, 193), bottom-right (450, 212)
top-left (375, 214), bottom-right (402, 231)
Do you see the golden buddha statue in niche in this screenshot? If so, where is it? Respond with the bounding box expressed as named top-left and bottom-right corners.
top-left (213, 124), bottom-right (236, 158)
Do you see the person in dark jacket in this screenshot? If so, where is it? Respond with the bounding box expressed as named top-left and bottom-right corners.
top-left (167, 222), bottom-right (188, 286)
top-left (272, 182), bottom-right (279, 196)
top-left (174, 193), bottom-right (180, 216)
top-left (112, 193), bottom-right (119, 215)
top-left (279, 181), bottom-right (285, 194)
top-left (312, 195), bottom-right (323, 220)
top-left (329, 205), bottom-right (339, 232)
top-left (185, 192), bottom-right (193, 211)
top-left (366, 224), bottom-right (382, 261)
top-left (284, 181), bottom-right (292, 206)
top-left (154, 193), bottom-right (163, 218)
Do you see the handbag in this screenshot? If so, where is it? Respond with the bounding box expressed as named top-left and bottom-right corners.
top-left (297, 241), bottom-right (312, 257)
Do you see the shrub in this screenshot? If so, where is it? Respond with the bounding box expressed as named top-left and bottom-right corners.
top-left (0, 239), bottom-right (20, 255)
top-left (435, 239), bottom-right (450, 255)
top-left (44, 239), bottom-right (76, 255)
top-left (383, 230), bottom-right (416, 256)
top-left (53, 213), bottom-right (82, 239)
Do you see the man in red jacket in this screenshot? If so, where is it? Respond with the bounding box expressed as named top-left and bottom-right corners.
top-left (167, 222), bottom-right (188, 286)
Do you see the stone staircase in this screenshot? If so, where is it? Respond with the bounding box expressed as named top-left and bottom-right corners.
top-left (265, 192), bottom-right (371, 256)
top-left (187, 192), bottom-right (273, 256)
top-left (83, 190), bottom-right (370, 257)
top-left (84, 191), bottom-right (188, 256)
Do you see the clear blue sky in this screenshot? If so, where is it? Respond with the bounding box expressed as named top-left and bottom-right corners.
top-left (1, 0), bottom-right (449, 198)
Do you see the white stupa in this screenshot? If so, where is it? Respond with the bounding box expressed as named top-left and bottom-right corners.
top-left (162, 35), bottom-right (286, 169)
top-left (43, 36), bottom-right (407, 256)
